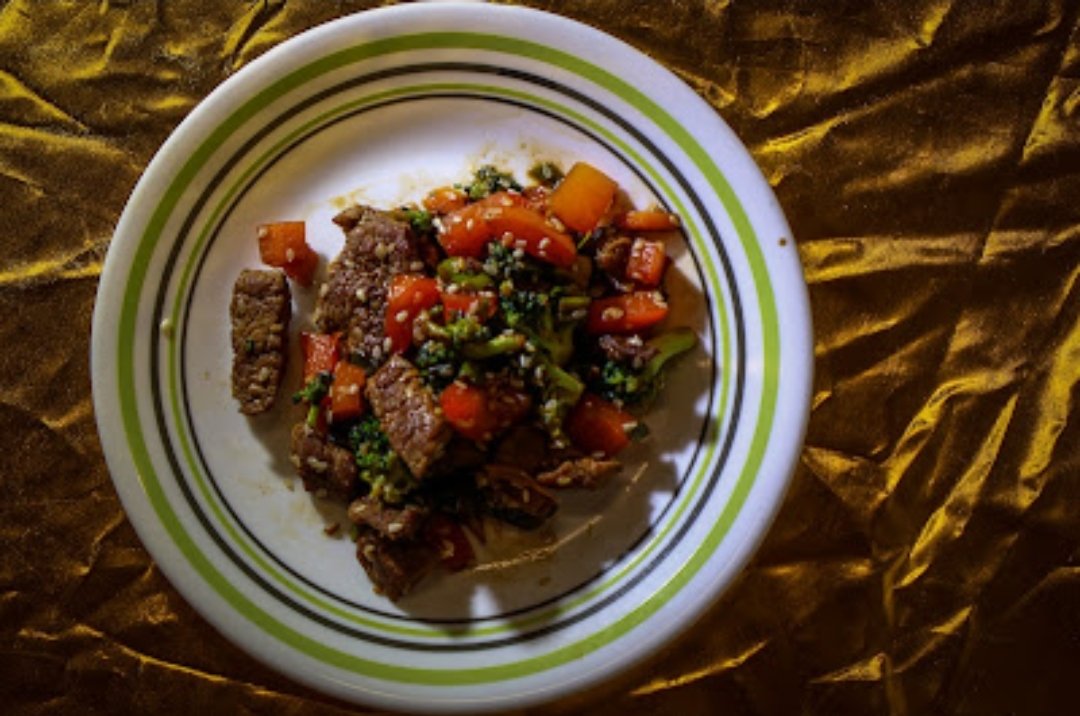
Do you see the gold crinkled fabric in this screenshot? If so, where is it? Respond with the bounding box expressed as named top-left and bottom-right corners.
top-left (2, 1), bottom-right (1077, 714)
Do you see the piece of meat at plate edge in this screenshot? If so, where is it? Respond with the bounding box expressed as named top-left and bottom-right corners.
top-left (313, 205), bottom-right (423, 366)
top-left (230, 268), bottom-right (290, 415)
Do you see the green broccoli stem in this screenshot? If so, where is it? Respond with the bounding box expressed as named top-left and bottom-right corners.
top-left (556, 295), bottom-right (591, 318)
top-left (437, 258), bottom-right (494, 290)
top-left (644, 327), bottom-right (697, 379)
top-left (461, 332), bottom-right (526, 359)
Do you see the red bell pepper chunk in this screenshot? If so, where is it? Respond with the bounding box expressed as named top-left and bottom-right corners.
top-left (300, 332), bottom-right (341, 383)
top-left (424, 513), bottom-right (475, 571)
top-left (440, 381), bottom-right (531, 442)
top-left (549, 161), bottom-right (618, 233)
top-left (616, 209), bottom-right (681, 232)
top-left (437, 193), bottom-right (577, 267)
top-left (385, 274), bottom-right (440, 353)
top-left (565, 393), bottom-right (636, 457)
top-left (586, 291), bottom-right (669, 334)
top-left (439, 289), bottom-right (499, 321)
top-left (257, 221), bottom-right (318, 286)
top-left (626, 237), bottom-right (667, 287)
top-left (329, 361), bottom-right (366, 421)
top-left (422, 186), bottom-right (468, 214)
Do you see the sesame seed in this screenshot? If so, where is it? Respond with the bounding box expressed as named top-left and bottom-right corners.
top-left (382, 336), bottom-right (393, 352)
top-left (371, 345), bottom-right (383, 361)
top-left (387, 522), bottom-right (404, 534)
top-left (465, 218), bottom-right (475, 231)
top-left (451, 214), bottom-right (463, 224)
top-left (355, 286), bottom-right (367, 302)
top-left (549, 216), bottom-right (566, 232)
top-left (445, 283), bottom-right (460, 294)
top-left (512, 247), bottom-right (525, 260)
top-left (538, 237), bottom-right (551, 251)
top-left (557, 475), bottom-right (572, 487)
top-left (409, 260), bottom-right (425, 272)
top-left (285, 248), bottom-right (296, 263)
top-left (395, 309), bottom-right (410, 323)
top-left (374, 242), bottom-right (389, 259)
top-left (601, 307), bottom-right (625, 321)
top-left (257, 226), bottom-right (268, 238)
top-left (433, 217), bottom-right (445, 232)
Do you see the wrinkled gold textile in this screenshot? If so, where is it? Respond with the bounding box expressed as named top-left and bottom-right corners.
top-left (2, 1), bottom-right (1077, 714)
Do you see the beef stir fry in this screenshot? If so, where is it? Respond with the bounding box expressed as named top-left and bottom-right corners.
top-left (230, 161), bottom-right (695, 600)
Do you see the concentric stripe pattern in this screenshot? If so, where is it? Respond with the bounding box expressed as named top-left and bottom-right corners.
top-left (113, 32), bottom-right (780, 687)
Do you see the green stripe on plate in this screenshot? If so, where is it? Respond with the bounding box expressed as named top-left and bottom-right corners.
top-left (117, 31), bottom-right (780, 685)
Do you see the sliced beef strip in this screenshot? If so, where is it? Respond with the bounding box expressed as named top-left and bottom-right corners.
top-left (537, 456), bottom-right (621, 489)
top-left (346, 495), bottom-right (429, 541)
top-left (355, 528), bottom-right (438, 601)
top-left (477, 464), bottom-right (558, 530)
top-left (230, 269), bottom-right (290, 414)
top-left (491, 425), bottom-right (549, 474)
top-left (594, 234), bottom-right (631, 280)
top-left (315, 205), bottom-right (422, 366)
top-left (598, 334), bottom-right (659, 368)
top-left (365, 354), bottom-right (452, 480)
top-left (289, 423), bottom-right (358, 501)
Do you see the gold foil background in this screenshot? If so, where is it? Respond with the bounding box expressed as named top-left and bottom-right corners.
top-left (2, 1), bottom-right (1077, 713)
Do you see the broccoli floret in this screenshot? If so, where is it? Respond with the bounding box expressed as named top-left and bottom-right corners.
top-left (348, 415), bottom-right (416, 503)
top-left (393, 206), bottom-right (434, 235)
top-left (461, 164), bottom-right (521, 200)
top-left (532, 359), bottom-right (585, 448)
top-left (292, 372), bottom-right (331, 427)
top-left (596, 328), bottom-right (697, 406)
top-left (528, 161), bottom-right (564, 187)
top-left (415, 339), bottom-right (459, 391)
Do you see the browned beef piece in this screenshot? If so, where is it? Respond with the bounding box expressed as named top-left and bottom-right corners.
top-left (289, 423), bottom-right (358, 501)
top-left (347, 495), bottom-right (429, 541)
top-left (477, 464), bottom-right (558, 530)
top-left (492, 426), bottom-right (549, 474)
top-left (355, 528), bottom-right (438, 601)
top-left (365, 355), bottom-right (451, 479)
top-left (428, 436), bottom-right (487, 479)
top-left (598, 334), bottom-right (659, 368)
top-left (594, 234), bottom-right (631, 280)
top-left (537, 457), bottom-right (621, 489)
top-left (230, 269), bottom-right (290, 414)
top-left (315, 206), bottom-right (422, 365)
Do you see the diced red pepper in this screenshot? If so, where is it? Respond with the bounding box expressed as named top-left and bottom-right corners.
top-left (626, 237), bottom-right (667, 287)
top-left (549, 162), bottom-right (618, 233)
top-left (385, 274), bottom-right (440, 353)
top-left (257, 221), bottom-right (318, 286)
top-left (329, 361), bottom-right (366, 421)
top-left (616, 209), bottom-right (680, 232)
top-left (440, 381), bottom-right (531, 442)
top-left (424, 513), bottom-right (475, 571)
top-left (301, 332), bottom-right (341, 383)
top-left (439, 289), bottom-right (499, 321)
top-left (437, 195), bottom-right (577, 267)
top-left (489, 206), bottom-right (578, 267)
top-left (565, 393), bottom-right (636, 456)
top-left (586, 291), bottom-right (669, 334)
top-left (422, 186), bottom-right (468, 214)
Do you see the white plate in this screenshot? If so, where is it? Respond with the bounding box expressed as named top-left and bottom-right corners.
top-left (91, 3), bottom-right (812, 712)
